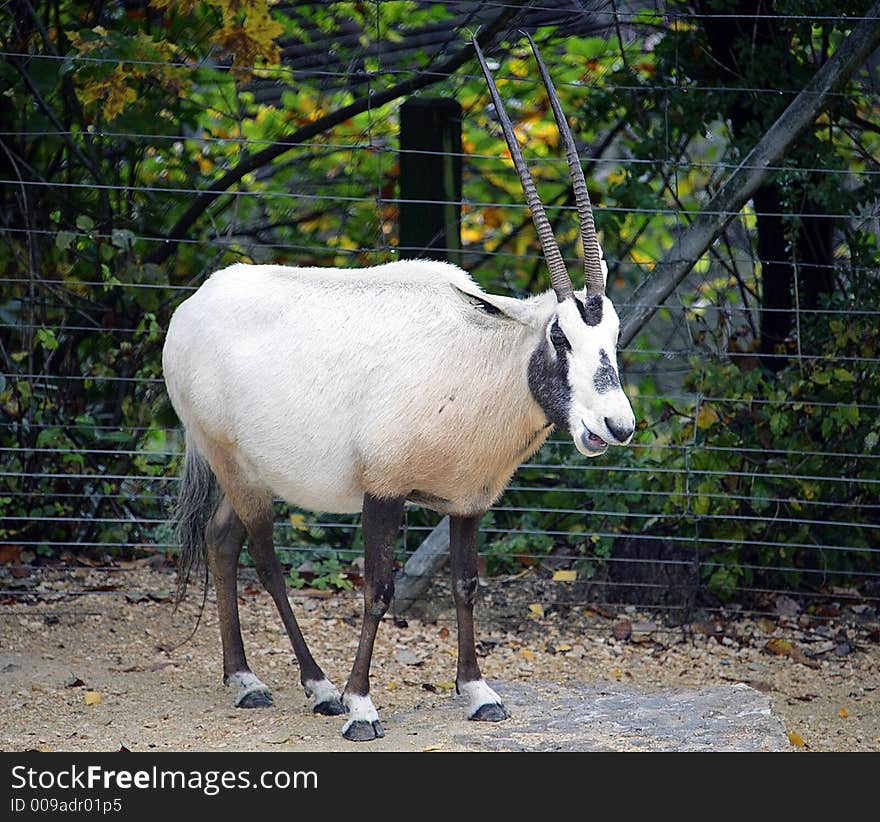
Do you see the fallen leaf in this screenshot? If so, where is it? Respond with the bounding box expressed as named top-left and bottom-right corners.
top-left (764, 638), bottom-right (793, 656)
top-left (0, 545), bottom-right (23, 564)
top-left (527, 603), bottom-right (544, 618)
top-left (838, 707), bottom-right (850, 718)
top-left (552, 570), bottom-right (577, 582)
top-left (613, 620), bottom-right (632, 641)
top-left (612, 668), bottom-right (623, 680)
top-left (65, 676), bottom-right (86, 688)
top-left (422, 681), bottom-right (454, 693)
top-left (422, 744), bottom-right (443, 752)
top-left (84, 691), bottom-right (103, 706)
top-left (788, 731), bottom-right (805, 748)
top-left (520, 648), bottom-right (535, 661)
top-left (788, 647), bottom-right (821, 670)
top-left (118, 745), bottom-right (131, 753)
top-left (554, 643), bottom-right (572, 653)
top-left (75, 554), bottom-right (101, 567)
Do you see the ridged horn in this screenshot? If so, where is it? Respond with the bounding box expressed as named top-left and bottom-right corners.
top-left (472, 36), bottom-right (574, 302)
top-left (523, 31), bottom-right (605, 295)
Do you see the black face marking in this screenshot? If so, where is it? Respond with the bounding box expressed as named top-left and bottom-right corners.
top-left (528, 331), bottom-right (571, 429)
top-left (574, 295), bottom-right (603, 327)
top-left (549, 319), bottom-right (571, 352)
top-left (593, 348), bottom-right (620, 394)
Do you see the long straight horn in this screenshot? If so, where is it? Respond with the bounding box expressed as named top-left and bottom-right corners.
top-left (472, 37), bottom-right (574, 302)
top-left (523, 31), bottom-right (605, 296)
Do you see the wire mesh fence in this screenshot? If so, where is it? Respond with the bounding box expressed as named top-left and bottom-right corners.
top-left (2, 0), bottom-right (879, 632)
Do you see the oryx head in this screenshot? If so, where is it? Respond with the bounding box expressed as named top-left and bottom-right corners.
top-left (474, 33), bottom-right (635, 457)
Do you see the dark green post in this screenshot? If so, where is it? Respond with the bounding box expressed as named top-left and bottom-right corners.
top-left (399, 97), bottom-right (462, 265)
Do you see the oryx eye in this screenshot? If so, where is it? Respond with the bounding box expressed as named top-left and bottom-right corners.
top-left (550, 320), bottom-right (571, 352)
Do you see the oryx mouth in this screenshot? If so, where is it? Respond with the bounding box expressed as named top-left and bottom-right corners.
top-left (579, 421), bottom-right (609, 454)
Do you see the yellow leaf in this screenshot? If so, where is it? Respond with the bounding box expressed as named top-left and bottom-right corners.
top-left (788, 731), bottom-right (805, 747)
top-left (554, 643), bottom-right (571, 653)
top-left (530, 121), bottom-right (560, 148)
top-left (838, 707), bottom-right (850, 718)
top-left (461, 226), bottom-right (484, 244)
top-left (612, 668), bottom-right (622, 680)
top-left (527, 603), bottom-right (544, 618)
top-left (289, 513), bottom-right (308, 531)
top-left (696, 404), bottom-right (718, 430)
top-left (553, 570), bottom-right (577, 583)
top-left (214, 0), bottom-right (284, 82)
top-left (506, 57), bottom-right (530, 77)
top-left (84, 691), bottom-right (102, 706)
top-left (629, 247), bottom-right (656, 270)
top-left (520, 648), bottom-right (535, 661)
top-left (422, 744), bottom-right (443, 752)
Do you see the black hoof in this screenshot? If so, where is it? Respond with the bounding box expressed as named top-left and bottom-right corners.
top-left (237, 689), bottom-right (273, 709)
top-left (470, 702), bottom-right (509, 722)
top-left (313, 698), bottom-right (347, 716)
top-left (343, 719), bottom-right (385, 742)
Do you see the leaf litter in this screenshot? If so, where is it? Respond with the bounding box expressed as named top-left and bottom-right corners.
top-left (0, 565), bottom-right (877, 752)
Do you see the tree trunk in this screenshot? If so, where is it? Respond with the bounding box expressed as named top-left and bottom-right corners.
top-left (697, 0), bottom-right (837, 368)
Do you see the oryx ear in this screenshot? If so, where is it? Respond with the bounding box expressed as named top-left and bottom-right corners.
top-left (450, 284), bottom-right (535, 327)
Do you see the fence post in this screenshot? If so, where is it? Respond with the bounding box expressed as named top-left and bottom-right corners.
top-left (398, 97), bottom-right (462, 264)
top-left (394, 97), bottom-right (462, 613)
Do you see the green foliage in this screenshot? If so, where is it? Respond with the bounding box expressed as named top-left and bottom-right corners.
top-left (1, 2), bottom-right (877, 604)
top-left (286, 550), bottom-right (354, 592)
top-left (573, 270), bottom-right (879, 600)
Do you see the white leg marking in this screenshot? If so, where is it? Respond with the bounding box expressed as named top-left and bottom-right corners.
top-left (341, 693), bottom-right (379, 735)
top-left (303, 678), bottom-right (342, 708)
top-left (228, 671), bottom-right (270, 706)
top-left (457, 679), bottom-right (503, 718)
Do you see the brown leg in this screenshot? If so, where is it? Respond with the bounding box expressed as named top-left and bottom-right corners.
top-left (341, 493), bottom-right (405, 741)
top-left (450, 513), bottom-right (508, 721)
top-left (206, 496), bottom-right (272, 708)
top-left (245, 505), bottom-right (345, 716)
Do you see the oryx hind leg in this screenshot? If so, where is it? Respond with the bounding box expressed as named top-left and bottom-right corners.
top-left (244, 508), bottom-right (345, 716)
top-left (205, 495), bottom-right (273, 708)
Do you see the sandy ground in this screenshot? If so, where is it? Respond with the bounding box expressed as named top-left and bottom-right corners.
top-left (1, 565), bottom-right (878, 752)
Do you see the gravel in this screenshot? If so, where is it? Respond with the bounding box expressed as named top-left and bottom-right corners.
top-left (1, 566), bottom-right (877, 752)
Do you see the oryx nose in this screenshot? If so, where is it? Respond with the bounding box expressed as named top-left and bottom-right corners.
top-left (605, 417), bottom-right (634, 444)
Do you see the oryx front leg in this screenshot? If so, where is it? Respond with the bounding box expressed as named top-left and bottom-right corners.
top-left (341, 493), bottom-right (405, 742)
top-left (451, 514), bottom-right (509, 722)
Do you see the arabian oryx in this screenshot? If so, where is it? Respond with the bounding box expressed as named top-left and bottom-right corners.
top-left (162, 33), bottom-right (635, 742)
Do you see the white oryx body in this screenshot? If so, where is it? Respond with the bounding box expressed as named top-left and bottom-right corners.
top-left (163, 259), bottom-right (631, 518)
top-left (162, 34), bottom-right (638, 742)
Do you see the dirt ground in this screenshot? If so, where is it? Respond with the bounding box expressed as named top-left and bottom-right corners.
top-left (1, 564), bottom-right (878, 752)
